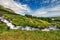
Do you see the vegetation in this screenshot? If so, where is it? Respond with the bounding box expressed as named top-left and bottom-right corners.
top-left (25, 14), bottom-right (52, 22)
top-left (52, 17), bottom-right (60, 28)
top-left (0, 21), bottom-right (7, 32)
top-left (0, 29), bottom-right (60, 40)
top-left (0, 5), bottom-right (50, 28)
top-left (0, 5), bottom-right (60, 28)
top-left (25, 14), bottom-right (60, 27)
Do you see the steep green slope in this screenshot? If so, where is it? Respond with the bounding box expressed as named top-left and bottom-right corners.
top-left (51, 17), bottom-right (60, 28)
top-left (0, 21), bottom-right (7, 32)
top-left (0, 5), bottom-right (50, 28)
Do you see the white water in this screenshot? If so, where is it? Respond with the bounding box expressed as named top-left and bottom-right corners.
top-left (0, 16), bottom-right (40, 30)
top-left (0, 17), bottom-right (20, 29)
top-left (0, 16), bottom-right (60, 31)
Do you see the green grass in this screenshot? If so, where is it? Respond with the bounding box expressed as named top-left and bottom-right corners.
top-left (0, 30), bottom-right (60, 40)
top-left (3, 13), bottom-right (50, 27)
top-left (51, 17), bottom-right (60, 27)
top-left (0, 5), bottom-right (50, 28)
top-left (0, 5), bottom-right (60, 28)
top-left (0, 21), bottom-right (7, 31)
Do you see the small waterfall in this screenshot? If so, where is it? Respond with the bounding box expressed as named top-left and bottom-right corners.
top-left (0, 16), bottom-right (40, 30)
top-left (0, 17), bottom-right (20, 29)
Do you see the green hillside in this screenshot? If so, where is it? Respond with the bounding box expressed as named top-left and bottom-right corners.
top-left (0, 5), bottom-right (60, 28)
top-left (51, 17), bottom-right (60, 28)
top-left (0, 5), bottom-right (50, 28)
top-left (0, 21), bottom-right (7, 31)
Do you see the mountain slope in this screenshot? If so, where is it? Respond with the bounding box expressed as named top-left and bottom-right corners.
top-left (0, 20), bottom-right (7, 31)
top-left (0, 5), bottom-right (50, 28)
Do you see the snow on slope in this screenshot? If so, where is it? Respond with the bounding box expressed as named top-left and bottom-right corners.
top-left (0, 0), bottom-right (31, 15)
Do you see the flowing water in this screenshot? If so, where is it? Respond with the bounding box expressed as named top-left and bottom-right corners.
top-left (0, 16), bottom-right (60, 31)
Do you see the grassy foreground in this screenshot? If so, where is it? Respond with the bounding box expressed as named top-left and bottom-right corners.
top-left (0, 30), bottom-right (60, 40)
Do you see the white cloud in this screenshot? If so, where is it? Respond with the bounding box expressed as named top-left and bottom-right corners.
top-left (51, 0), bottom-right (57, 3)
top-left (0, 0), bottom-right (31, 15)
top-left (48, 5), bottom-right (60, 11)
top-left (41, 11), bottom-right (60, 17)
top-left (32, 5), bottom-right (60, 17)
top-left (32, 9), bottom-right (47, 16)
top-left (43, 0), bottom-right (50, 3)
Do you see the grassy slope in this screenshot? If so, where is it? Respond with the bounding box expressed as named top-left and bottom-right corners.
top-left (0, 5), bottom-right (60, 40)
top-left (0, 21), bottom-right (8, 34)
top-left (51, 17), bottom-right (60, 27)
top-left (0, 5), bottom-right (50, 28)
